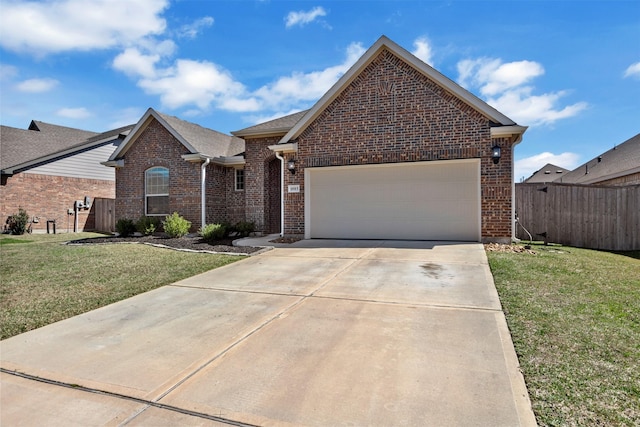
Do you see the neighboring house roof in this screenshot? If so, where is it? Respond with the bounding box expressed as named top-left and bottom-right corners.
top-left (1, 121), bottom-right (99, 173)
top-left (274, 35), bottom-right (526, 145)
top-left (232, 110), bottom-right (309, 138)
top-left (1, 123), bottom-right (133, 175)
top-left (108, 108), bottom-right (245, 163)
top-left (558, 132), bottom-right (640, 184)
top-left (524, 163), bottom-right (570, 183)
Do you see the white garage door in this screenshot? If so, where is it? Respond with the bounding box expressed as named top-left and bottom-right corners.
top-left (305, 159), bottom-right (480, 241)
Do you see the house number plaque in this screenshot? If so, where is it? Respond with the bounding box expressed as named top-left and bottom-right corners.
top-left (288, 185), bottom-right (300, 193)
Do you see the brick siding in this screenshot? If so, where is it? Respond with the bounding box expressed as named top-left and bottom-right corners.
top-left (115, 119), bottom-right (202, 230)
top-left (283, 48), bottom-right (515, 240)
top-left (205, 164), bottom-right (245, 225)
top-left (0, 172), bottom-right (114, 233)
top-left (244, 137), bottom-right (281, 233)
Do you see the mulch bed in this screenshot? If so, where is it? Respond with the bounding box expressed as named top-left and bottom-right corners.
top-left (67, 234), bottom-right (264, 254)
top-left (484, 242), bottom-right (537, 254)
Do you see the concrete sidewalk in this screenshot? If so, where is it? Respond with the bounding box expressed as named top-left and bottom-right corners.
top-left (1, 240), bottom-right (536, 426)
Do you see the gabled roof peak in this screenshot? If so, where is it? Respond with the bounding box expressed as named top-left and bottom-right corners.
top-left (277, 35), bottom-right (522, 145)
top-left (108, 108), bottom-right (244, 162)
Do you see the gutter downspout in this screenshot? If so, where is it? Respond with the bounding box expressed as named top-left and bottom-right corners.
top-left (274, 152), bottom-right (285, 237)
top-left (201, 158), bottom-right (211, 229)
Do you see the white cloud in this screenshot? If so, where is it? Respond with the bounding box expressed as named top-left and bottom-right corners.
top-left (138, 59), bottom-right (255, 111)
top-left (285, 6), bottom-right (327, 28)
top-left (115, 40), bottom-right (365, 115)
top-left (457, 57), bottom-right (587, 126)
top-left (57, 107), bottom-right (92, 119)
top-left (254, 42), bottom-right (365, 109)
top-left (486, 87), bottom-right (588, 126)
top-left (457, 58), bottom-right (544, 96)
top-left (412, 37), bottom-right (433, 66)
top-left (0, 0), bottom-right (168, 54)
top-left (178, 16), bottom-right (214, 39)
top-left (623, 62), bottom-right (640, 79)
top-left (515, 151), bottom-right (581, 182)
top-left (113, 48), bottom-right (162, 79)
top-left (16, 78), bottom-right (59, 93)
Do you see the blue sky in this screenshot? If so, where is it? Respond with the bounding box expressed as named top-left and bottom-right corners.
top-left (1, 0), bottom-right (638, 181)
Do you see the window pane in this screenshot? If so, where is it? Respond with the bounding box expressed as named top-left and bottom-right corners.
top-left (146, 167), bottom-right (169, 195)
top-left (147, 196), bottom-right (169, 215)
top-left (235, 169), bottom-right (244, 191)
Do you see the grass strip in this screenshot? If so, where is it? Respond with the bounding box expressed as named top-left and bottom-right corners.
top-left (487, 244), bottom-right (639, 426)
top-left (0, 233), bottom-right (244, 339)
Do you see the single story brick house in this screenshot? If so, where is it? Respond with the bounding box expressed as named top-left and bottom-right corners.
top-left (1, 121), bottom-right (132, 232)
top-left (105, 36), bottom-right (527, 243)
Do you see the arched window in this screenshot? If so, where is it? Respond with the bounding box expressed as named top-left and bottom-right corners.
top-left (145, 167), bottom-right (169, 215)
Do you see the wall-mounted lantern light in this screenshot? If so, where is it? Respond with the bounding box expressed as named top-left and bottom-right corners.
top-left (287, 158), bottom-right (296, 174)
top-left (491, 144), bottom-right (501, 164)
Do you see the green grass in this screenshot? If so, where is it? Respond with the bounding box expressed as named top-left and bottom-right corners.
top-left (0, 233), bottom-right (244, 339)
top-left (487, 243), bottom-right (640, 426)
top-left (0, 237), bottom-right (33, 245)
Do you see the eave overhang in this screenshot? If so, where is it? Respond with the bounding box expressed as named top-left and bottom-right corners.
top-left (490, 125), bottom-right (528, 145)
top-left (268, 143), bottom-right (298, 153)
top-left (232, 128), bottom-right (291, 138)
top-left (181, 153), bottom-right (246, 167)
top-left (101, 159), bottom-right (125, 168)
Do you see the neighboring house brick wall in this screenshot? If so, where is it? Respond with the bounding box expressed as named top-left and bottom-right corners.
top-left (0, 172), bottom-right (114, 232)
top-left (115, 119), bottom-right (202, 229)
top-left (287, 49), bottom-right (514, 239)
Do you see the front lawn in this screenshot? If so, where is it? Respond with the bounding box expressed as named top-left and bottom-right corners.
top-left (0, 233), bottom-right (244, 339)
top-left (487, 244), bottom-right (639, 426)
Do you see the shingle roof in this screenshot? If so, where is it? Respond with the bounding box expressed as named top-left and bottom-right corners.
top-left (157, 112), bottom-right (244, 157)
top-left (558, 133), bottom-right (640, 184)
top-left (0, 121), bottom-right (133, 173)
top-left (232, 110), bottom-right (309, 137)
top-left (524, 163), bottom-right (570, 183)
top-left (1, 121), bottom-right (99, 172)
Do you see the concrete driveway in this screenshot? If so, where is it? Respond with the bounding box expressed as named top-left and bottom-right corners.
top-left (1, 240), bottom-right (536, 426)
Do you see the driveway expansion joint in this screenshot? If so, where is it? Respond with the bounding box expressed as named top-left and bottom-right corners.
top-left (0, 368), bottom-right (257, 427)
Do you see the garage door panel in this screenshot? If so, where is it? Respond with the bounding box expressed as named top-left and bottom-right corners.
top-left (306, 160), bottom-right (480, 241)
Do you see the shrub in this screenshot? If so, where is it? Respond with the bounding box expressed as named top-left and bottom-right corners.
top-left (115, 218), bottom-right (136, 237)
top-left (7, 208), bottom-right (30, 235)
top-left (234, 220), bottom-right (255, 237)
top-left (162, 212), bottom-right (191, 238)
top-left (199, 223), bottom-right (226, 242)
top-left (136, 216), bottom-right (160, 235)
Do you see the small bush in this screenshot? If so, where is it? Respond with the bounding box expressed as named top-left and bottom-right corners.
top-left (162, 212), bottom-right (191, 238)
top-left (199, 223), bottom-right (226, 242)
top-left (115, 218), bottom-right (136, 237)
top-left (234, 220), bottom-right (255, 238)
top-left (136, 216), bottom-right (160, 235)
top-left (7, 208), bottom-right (30, 235)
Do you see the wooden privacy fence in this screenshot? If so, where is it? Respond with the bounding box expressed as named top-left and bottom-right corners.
top-left (515, 183), bottom-right (640, 251)
top-left (93, 198), bottom-right (115, 233)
